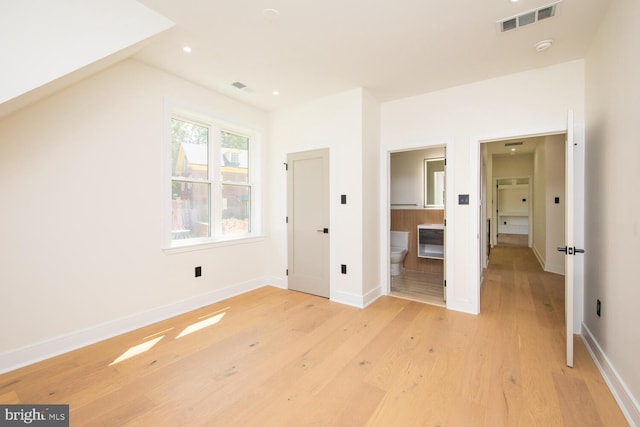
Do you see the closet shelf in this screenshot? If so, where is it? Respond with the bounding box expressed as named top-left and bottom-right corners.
top-left (498, 211), bottom-right (528, 217)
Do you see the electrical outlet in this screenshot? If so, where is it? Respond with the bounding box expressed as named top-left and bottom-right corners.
top-left (596, 299), bottom-right (601, 317)
top-left (195, 266), bottom-right (202, 277)
top-left (341, 264), bottom-right (347, 274)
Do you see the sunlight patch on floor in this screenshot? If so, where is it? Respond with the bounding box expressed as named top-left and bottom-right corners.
top-left (176, 312), bottom-right (225, 339)
top-left (109, 336), bottom-right (164, 366)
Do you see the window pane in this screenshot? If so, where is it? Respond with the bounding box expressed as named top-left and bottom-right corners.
top-left (171, 181), bottom-right (210, 240)
top-left (220, 131), bottom-right (249, 184)
top-left (172, 119), bottom-right (209, 179)
top-left (222, 184), bottom-right (250, 234)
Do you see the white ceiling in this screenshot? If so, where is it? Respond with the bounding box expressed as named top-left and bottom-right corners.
top-left (134, 0), bottom-right (610, 111)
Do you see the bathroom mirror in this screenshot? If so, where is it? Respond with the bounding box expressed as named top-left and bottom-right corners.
top-left (424, 157), bottom-right (445, 208)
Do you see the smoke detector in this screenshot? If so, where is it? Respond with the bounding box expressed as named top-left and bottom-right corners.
top-left (534, 39), bottom-right (553, 51)
top-left (498, 1), bottom-right (560, 32)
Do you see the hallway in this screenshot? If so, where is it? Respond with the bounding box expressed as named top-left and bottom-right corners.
top-left (480, 244), bottom-right (626, 426)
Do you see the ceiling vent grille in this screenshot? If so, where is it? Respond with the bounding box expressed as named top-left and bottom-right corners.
top-left (504, 142), bottom-right (523, 147)
top-left (498, 1), bottom-right (560, 32)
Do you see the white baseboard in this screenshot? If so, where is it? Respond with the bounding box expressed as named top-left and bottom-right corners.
top-left (532, 245), bottom-right (545, 270)
top-left (362, 286), bottom-right (383, 308)
top-left (331, 290), bottom-right (365, 308)
top-left (265, 275), bottom-right (287, 289)
top-left (531, 246), bottom-right (565, 275)
top-left (0, 277), bottom-right (274, 375)
top-left (544, 263), bottom-right (564, 275)
top-left (581, 323), bottom-right (640, 427)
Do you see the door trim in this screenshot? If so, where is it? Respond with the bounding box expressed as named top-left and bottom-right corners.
top-left (472, 117), bottom-right (584, 367)
top-left (385, 144), bottom-right (450, 307)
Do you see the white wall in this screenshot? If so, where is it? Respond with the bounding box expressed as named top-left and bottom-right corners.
top-left (381, 60), bottom-right (585, 315)
top-left (0, 59), bottom-right (270, 371)
top-left (390, 147), bottom-right (445, 208)
top-left (493, 153), bottom-right (533, 178)
top-left (532, 135), bottom-right (566, 274)
top-left (533, 141), bottom-right (547, 263)
top-left (584, 0), bottom-right (640, 422)
top-left (362, 91), bottom-right (382, 299)
top-left (269, 88), bottom-right (377, 307)
top-left (543, 135), bottom-right (566, 274)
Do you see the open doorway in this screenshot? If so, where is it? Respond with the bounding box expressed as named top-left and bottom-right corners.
top-left (481, 134), bottom-right (566, 275)
top-left (389, 146), bottom-right (446, 306)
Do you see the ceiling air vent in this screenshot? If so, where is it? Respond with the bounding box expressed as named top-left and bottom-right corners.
top-left (232, 81), bottom-right (247, 89)
top-left (498, 1), bottom-right (560, 32)
top-left (502, 18), bottom-right (517, 32)
top-left (537, 6), bottom-right (555, 20)
top-left (505, 142), bottom-right (523, 147)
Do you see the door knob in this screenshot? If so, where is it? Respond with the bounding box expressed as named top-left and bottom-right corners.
top-left (557, 246), bottom-right (585, 255)
top-left (316, 228), bottom-right (329, 234)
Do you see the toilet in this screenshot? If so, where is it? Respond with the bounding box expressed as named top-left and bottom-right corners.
top-left (390, 231), bottom-right (409, 276)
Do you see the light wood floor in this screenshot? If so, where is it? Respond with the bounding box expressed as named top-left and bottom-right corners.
top-left (0, 246), bottom-right (628, 426)
top-left (497, 233), bottom-right (529, 247)
top-left (391, 270), bottom-right (445, 306)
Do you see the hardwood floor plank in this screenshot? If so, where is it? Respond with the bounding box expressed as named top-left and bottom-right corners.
top-left (0, 390), bottom-right (20, 404)
top-left (0, 246), bottom-right (629, 426)
top-left (552, 371), bottom-right (604, 427)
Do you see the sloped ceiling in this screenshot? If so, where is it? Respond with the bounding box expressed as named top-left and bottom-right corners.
top-left (0, 0), bottom-right (174, 117)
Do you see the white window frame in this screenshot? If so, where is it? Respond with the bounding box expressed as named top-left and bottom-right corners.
top-left (163, 104), bottom-right (262, 251)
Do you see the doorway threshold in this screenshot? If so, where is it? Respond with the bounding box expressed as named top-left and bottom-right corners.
top-left (389, 291), bottom-right (445, 308)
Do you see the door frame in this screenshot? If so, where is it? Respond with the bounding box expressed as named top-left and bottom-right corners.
top-left (384, 143), bottom-right (451, 305)
top-left (470, 118), bottom-right (585, 363)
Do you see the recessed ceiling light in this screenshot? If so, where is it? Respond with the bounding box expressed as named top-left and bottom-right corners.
top-left (511, 148), bottom-right (516, 151)
top-left (263, 8), bottom-right (280, 23)
top-left (272, 90), bottom-right (280, 96)
top-left (182, 46), bottom-right (192, 53)
top-left (534, 39), bottom-right (553, 52)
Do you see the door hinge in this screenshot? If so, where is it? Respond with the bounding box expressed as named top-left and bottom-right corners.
top-left (283, 162), bottom-right (288, 171)
top-left (444, 280), bottom-right (447, 287)
top-left (286, 216), bottom-right (288, 223)
top-left (444, 158), bottom-right (447, 166)
top-left (444, 219), bottom-right (447, 226)
top-left (286, 269), bottom-right (288, 276)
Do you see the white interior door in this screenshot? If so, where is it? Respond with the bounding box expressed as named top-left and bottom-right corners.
top-left (559, 110), bottom-right (576, 367)
top-left (287, 149), bottom-right (330, 298)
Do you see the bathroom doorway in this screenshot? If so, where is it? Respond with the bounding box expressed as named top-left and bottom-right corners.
top-left (389, 146), bottom-right (446, 306)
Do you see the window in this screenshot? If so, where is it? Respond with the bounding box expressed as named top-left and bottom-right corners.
top-left (169, 114), bottom-right (255, 246)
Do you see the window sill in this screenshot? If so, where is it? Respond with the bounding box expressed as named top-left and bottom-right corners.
top-left (162, 234), bottom-right (266, 254)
